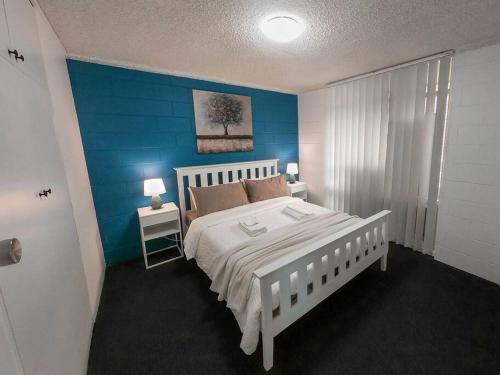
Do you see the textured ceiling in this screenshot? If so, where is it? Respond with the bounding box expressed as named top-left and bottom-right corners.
top-left (37, 0), bottom-right (500, 93)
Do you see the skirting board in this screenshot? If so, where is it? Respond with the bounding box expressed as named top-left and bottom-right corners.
top-left (83, 269), bottom-right (105, 375)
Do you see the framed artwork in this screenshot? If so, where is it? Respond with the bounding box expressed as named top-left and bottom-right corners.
top-left (193, 90), bottom-right (253, 153)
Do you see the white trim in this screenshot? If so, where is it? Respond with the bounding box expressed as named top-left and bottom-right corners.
top-left (83, 269), bottom-right (104, 375)
top-left (326, 50), bottom-right (455, 87)
top-left (92, 269), bottom-right (104, 323)
top-left (66, 54), bottom-right (297, 95)
top-left (174, 159), bottom-right (279, 234)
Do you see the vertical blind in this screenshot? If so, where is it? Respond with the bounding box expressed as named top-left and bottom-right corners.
top-left (326, 57), bottom-right (451, 253)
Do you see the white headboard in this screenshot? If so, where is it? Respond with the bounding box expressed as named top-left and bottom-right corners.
top-left (174, 159), bottom-right (279, 233)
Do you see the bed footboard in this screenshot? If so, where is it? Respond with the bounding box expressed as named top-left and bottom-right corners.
top-left (254, 210), bottom-right (391, 371)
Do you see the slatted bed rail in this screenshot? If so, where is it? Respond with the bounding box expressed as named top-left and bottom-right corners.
top-left (254, 209), bottom-right (391, 371)
top-left (174, 159), bottom-right (279, 234)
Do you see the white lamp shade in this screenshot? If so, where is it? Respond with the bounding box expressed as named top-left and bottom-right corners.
top-left (286, 163), bottom-right (298, 175)
top-left (144, 178), bottom-right (166, 196)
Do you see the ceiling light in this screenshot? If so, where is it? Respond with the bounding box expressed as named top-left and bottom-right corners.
top-left (260, 16), bottom-right (305, 43)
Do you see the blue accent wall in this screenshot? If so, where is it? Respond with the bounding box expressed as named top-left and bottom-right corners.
top-left (67, 59), bottom-right (298, 265)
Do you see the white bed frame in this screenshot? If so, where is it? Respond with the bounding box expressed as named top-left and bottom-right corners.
top-left (175, 160), bottom-right (391, 371)
top-left (174, 159), bottom-right (280, 233)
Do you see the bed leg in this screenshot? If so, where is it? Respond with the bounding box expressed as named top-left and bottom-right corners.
top-left (380, 254), bottom-right (387, 271)
top-left (262, 333), bottom-right (274, 371)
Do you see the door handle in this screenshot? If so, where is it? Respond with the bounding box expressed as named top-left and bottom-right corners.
top-left (7, 49), bottom-right (24, 62)
top-left (38, 188), bottom-right (52, 198)
top-left (7, 49), bottom-right (18, 58)
top-left (0, 239), bottom-right (22, 267)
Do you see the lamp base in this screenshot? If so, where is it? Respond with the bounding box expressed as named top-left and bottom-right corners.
top-left (289, 174), bottom-right (296, 184)
top-left (151, 195), bottom-right (163, 210)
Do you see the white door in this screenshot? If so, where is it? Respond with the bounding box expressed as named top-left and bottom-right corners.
top-left (0, 53), bottom-right (88, 375)
top-left (0, 290), bottom-right (24, 375)
top-left (0, 0), bottom-right (10, 62)
top-left (3, 0), bottom-right (46, 87)
top-left (0, 54), bottom-right (48, 375)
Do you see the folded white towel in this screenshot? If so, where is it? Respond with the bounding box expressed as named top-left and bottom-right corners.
top-left (283, 206), bottom-right (314, 220)
top-left (239, 216), bottom-right (259, 227)
top-left (286, 203), bottom-right (313, 216)
top-left (238, 216), bottom-right (267, 236)
top-left (239, 222), bottom-right (267, 237)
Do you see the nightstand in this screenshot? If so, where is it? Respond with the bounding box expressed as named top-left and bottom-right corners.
top-left (287, 181), bottom-right (307, 201)
top-left (137, 202), bottom-right (183, 269)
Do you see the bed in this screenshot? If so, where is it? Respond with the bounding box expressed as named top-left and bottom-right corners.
top-left (175, 159), bottom-right (391, 370)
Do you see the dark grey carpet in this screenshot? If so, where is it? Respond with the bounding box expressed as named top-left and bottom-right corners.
top-left (88, 244), bottom-right (500, 375)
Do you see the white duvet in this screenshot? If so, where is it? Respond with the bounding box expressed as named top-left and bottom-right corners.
top-left (184, 196), bottom-right (333, 354)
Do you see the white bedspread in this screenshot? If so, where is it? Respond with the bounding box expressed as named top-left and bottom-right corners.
top-left (183, 196), bottom-right (337, 354)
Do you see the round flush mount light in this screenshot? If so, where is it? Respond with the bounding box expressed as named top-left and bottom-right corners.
top-left (260, 15), bottom-right (305, 43)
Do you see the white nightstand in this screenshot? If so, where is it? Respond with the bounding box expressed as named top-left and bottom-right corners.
top-left (137, 202), bottom-right (184, 269)
top-left (287, 181), bottom-right (307, 201)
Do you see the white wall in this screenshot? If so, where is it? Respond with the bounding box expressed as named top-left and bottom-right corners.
top-left (298, 88), bottom-right (330, 207)
top-left (435, 44), bottom-right (500, 285)
top-left (35, 8), bottom-right (105, 315)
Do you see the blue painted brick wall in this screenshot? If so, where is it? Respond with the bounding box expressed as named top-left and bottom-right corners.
top-left (67, 59), bottom-right (298, 265)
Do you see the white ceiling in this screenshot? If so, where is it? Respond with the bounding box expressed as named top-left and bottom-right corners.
top-left (37, 0), bottom-right (500, 93)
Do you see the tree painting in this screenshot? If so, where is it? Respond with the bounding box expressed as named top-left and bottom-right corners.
top-left (205, 94), bottom-right (243, 135)
top-left (193, 90), bottom-right (253, 153)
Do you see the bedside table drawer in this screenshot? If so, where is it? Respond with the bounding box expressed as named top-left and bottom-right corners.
top-left (141, 210), bottom-right (178, 227)
top-left (287, 182), bottom-right (308, 202)
top-left (287, 183), bottom-right (307, 194)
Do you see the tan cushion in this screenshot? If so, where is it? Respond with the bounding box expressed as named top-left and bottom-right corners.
top-left (240, 173), bottom-right (281, 191)
top-left (190, 182), bottom-right (249, 217)
top-left (243, 174), bottom-right (289, 203)
top-left (185, 210), bottom-right (199, 227)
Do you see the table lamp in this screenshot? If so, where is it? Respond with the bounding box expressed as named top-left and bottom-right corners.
top-left (286, 163), bottom-right (298, 184)
top-left (144, 178), bottom-right (166, 209)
